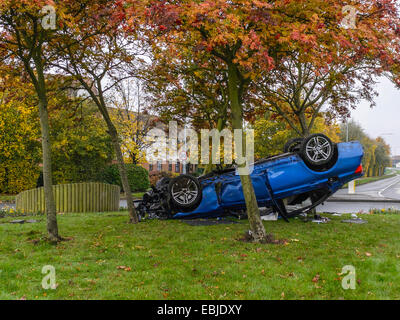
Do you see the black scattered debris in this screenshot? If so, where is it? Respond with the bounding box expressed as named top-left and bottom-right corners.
top-left (181, 219), bottom-right (239, 226)
top-left (10, 220), bottom-right (25, 224)
top-left (9, 219), bottom-right (39, 224)
top-left (299, 213), bottom-right (331, 223)
top-left (311, 214), bottom-right (331, 224)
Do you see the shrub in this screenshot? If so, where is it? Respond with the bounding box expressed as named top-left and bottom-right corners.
top-left (98, 164), bottom-right (150, 192)
top-left (149, 171), bottom-right (179, 186)
top-left (369, 208), bottom-right (400, 215)
top-left (0, 161), bottom-right (40, 194)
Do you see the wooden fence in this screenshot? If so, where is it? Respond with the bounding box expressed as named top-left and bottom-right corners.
top-left (16, 183), bottom-right (120, 214)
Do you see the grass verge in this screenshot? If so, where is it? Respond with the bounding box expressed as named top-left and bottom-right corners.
top-left (0, 212), bottom-right (399, 300)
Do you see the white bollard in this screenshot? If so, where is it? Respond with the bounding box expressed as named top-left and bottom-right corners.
top-left (348, 180), bottom-right (356, 194)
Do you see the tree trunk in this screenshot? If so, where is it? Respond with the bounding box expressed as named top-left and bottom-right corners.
top-left (38, 97), bottom-right (60, 242)
top-left (82, 78), bottom-right (140, 224)
top-left (131, 152), bottom-right (138, 165)
top-left (204, 117), bottom-right (226, 174)
top-left (108, 124), bottom-right (139, 223)
top-left (31, 52), bottom-right (60, 242)
top-left (228, 63), bottom-right (267, 243)
top-left (298, 112), bottom-right (310, 137)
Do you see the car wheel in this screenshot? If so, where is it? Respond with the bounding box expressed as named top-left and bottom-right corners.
top-left (300, 134), bottom-right (334, 167)
top-left (284, 138), bottom-right (303, 153)
top-left (168, 174), bottom-right (202, 212)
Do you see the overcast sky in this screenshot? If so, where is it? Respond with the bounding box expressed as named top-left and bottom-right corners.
top-left (349, 77), bottom-right (400, 156)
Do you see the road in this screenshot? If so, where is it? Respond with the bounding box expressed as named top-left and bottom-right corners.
top-left (317, 201), bottom-right (400, 214)
top-left (333, 174), bottom-right (400, 200)
top-left (319, 175), bottom-right (400, 213)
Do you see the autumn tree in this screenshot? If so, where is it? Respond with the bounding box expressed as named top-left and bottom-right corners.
top-left (109, 79), bottom-right (155, 165)
top-left (0, 1), bottom-right (72, 241)
top-left (0, 75), bottom-right (41, 194)
top-left (51, 1), bottom-right (146, 223)
top-left (143, 50), bottom-right (230, 132)
top-left (250, 0), bottom-right (400, 137)
top-left (374, 137), bottom-right (391, 176)
top-left (339, 120), bottom-right (391, 177)
top-left (49, 99), bottom-right (114, 184)
top-left (126, 0), bottom-right (292, 242)
top-left (142, 50), bottom-right (231, 173)
top-left (254, 112), bottom-right (340, 159)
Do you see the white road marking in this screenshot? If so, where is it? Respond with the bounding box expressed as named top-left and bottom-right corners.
top-left (378, 175), bottom-right (400, 198)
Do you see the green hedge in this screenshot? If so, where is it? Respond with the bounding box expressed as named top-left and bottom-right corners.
top-left (98, 164), bottom-right (150, 192)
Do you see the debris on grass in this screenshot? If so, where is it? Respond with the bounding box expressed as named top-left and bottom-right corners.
top-left (261, 212), bottom-right (278, 221)
top-left (9, 219), bottom-right (40, 224)
top-left (312, 217), bottom-right (331, 224)
top-left (312, 274), bottom-right (320, 283)
top-left (117, 266), bottom-right (132, 271)
top-left (342, 219), bottom-right (368, 224)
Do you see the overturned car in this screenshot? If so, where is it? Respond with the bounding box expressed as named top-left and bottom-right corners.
top-left (137, 134), bottom-right (364, 221)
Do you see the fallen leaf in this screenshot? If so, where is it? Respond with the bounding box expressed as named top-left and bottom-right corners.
top-left (117, 266), bottom-right (131, 271)
top-left (312, 274), bottom-right (320, 283)
top-left (365, 252), bottom-right (372, 257)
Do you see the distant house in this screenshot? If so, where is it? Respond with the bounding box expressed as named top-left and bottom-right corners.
top-left (108, 107), bottom-right (199, 175)
top-left (141, 161), bottom-right (198, 175)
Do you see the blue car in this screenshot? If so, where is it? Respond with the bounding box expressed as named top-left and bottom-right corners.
top-left (137, 134), bottom-right (364, 221)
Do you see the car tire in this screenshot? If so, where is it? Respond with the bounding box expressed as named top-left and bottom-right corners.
top-left (299, 134), bottom-right (334, 167)
top-left (284, 138), bottom-right (303, 153)
top-left (168, 174), bottom-right (202, 212)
